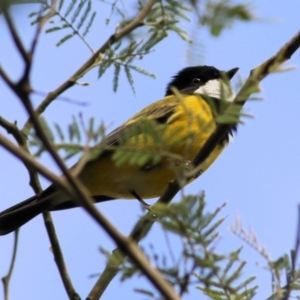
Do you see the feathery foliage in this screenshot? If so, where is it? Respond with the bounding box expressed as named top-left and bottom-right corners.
top-left (28, 0), bottom-right (96, 50)
top-left (101, 195), bottom-right (257, 299)
top-left (28, 115), bottom-right (106, 160)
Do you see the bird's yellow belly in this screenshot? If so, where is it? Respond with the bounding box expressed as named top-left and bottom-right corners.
top-left (79, 142), bottom-right (226, 199)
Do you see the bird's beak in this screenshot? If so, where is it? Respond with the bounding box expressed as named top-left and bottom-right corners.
top-left (226, 68), bottom-right (239, 80)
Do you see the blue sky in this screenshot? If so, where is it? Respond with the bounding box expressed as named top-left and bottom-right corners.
top-left (1, 1), bottom-right (300, 299)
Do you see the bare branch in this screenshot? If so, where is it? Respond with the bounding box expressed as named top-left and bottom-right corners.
top-left (0, 66), bottom-right (15, 90)
top-left (0, 114), bottom-right (42, 191)
top-left (0, 132), bottom-right (73, 193)
top-left (2, 8), bottom-right (29, 66)
top-left (42, 211), bottom-right (81, 300)
top-left (0, 116), bottom-right (24, 144)
top-left (29, 1), bottom-right (57, 57)
top-left (1, 230), bottom-right (19, 300)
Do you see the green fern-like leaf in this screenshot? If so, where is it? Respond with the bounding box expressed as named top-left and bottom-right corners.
top-left (77, 0), bottom-right (91, 30)
top-left (56, 33), bottom-right (74, 46)
top-left (54, 123), bottom-right (65, 141)
top-left (128, 65), bottom-right (156, 79)
top-left (58, 0), bottom-right (64, 11)
top-left (45, 26), bottom-right (62, 33)
top-left (83, 11), bottom-right (96, 36)
top-left (113, 63), bottom-right (121, 92)
top-left (71, 0), bottom-right (85, 24)
top-left (124, 65), bottom-right (135, 94)
top-left (65, 0), bottom-right (77, 18)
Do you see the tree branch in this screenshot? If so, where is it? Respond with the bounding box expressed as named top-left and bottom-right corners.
top-left (29, 1), bottom-right (57, 57)
top-left (0, 132), bottom-right (74, 193)
top-left (88, 30), bottom-right (300, 298)
top-left (3, 8), bottom-right (29, 66)
top-left (1, 230), bottom-right (19, 300)
top-left (42, 211), bottom-right (81, 300)
top-left (0, 114), bottom-right (42, 191)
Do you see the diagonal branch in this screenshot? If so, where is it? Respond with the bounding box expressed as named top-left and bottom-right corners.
top-left (88, 30), bottom-right (300, 298)
top-left (22, 0), bottom-right (157, 135)
top-left (3, 8), bottom-right (29, 65)
top-left (0, 114), bottom-right (41, 191)
top-left (1, 230), bottom-right (19, 300)
top-left (0, 132), bottom-right (75, 193)
top-left (42, 211), bottom-right (81, 300)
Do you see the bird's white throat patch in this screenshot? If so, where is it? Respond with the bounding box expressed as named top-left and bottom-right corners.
top-left (194, 79), bottom-right (235, 102)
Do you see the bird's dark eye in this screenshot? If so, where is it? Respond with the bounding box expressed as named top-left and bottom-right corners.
top-left (191, 78), bottom-right (201, 85)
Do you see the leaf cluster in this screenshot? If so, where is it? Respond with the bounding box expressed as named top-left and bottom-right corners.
top-left (189, 0), bottom-right (255, 36)
top-left (98, 0), bottom-right (193, 93)
top-left (29, 0), bottom-right (96, 48)
top-left (109, 195), bottom-right (258, 299)
top-left (28, 115), bottom-right (106, 160)
top-left (266, 252), bottom-right (300, 300)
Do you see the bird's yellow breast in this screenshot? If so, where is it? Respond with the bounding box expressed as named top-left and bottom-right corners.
top-left (78, 94), bottom-right (227, 199)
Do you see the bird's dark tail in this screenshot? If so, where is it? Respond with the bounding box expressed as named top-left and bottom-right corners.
top-left (0, 187), bottom-right (116, 235)
top-left (0, 194), bottom-right (52, 235)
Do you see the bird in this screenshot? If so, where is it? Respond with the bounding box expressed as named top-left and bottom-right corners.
top-left (0, 65), bottom-right (239, 235)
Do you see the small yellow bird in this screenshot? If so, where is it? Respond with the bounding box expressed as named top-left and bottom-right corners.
top-left (0, 65), bottom-right (238, 235)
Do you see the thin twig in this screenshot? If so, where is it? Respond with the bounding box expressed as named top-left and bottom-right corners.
top-left (1, 229), bottom-right (19, 300)
top-left (88, 30), bottom-right (300, 298)
top-left (0, 132), bottom-right (74, 194)
top-left (0, 115), bottom-right (41, 191)
top-left (3, 9), bottom-right (29, 65)
top-left (33, 90), bottom-right (88, 106)
top-left (22, 0), bottom-right (157, 135)
top-left (29, 0), bottom-right (57, 56)
top-left (0, 66), bottom-right (15, 90)
top-left (23, 0), bottom-right (57, 80)
top-left (42, 211), bottom-right (81, 300)
top-left (53, 4), bottom-right (94, 53)
top-left (0, 116), bottom-right (25, 145)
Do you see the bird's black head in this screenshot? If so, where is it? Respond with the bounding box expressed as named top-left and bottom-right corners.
top-left (165, 65), bottom-right (239, 101)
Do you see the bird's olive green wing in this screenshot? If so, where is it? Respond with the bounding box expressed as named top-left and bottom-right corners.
top-left (100, 96), bottom-right (178, 148)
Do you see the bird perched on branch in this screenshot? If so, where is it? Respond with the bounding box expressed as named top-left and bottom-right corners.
top-left (0, 65), bottom-right (238, 235)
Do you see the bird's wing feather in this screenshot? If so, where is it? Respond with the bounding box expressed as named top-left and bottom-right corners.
top-left (98, 96), bottom-right (178, 148)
